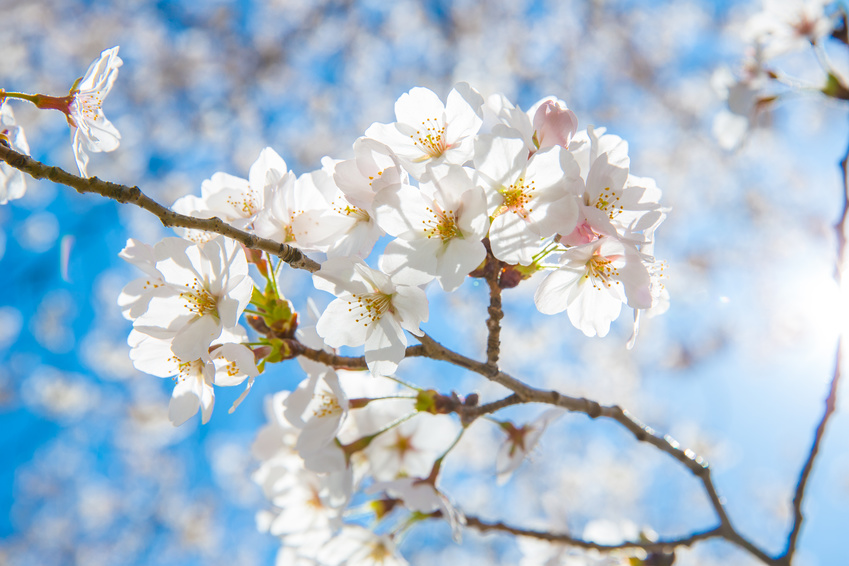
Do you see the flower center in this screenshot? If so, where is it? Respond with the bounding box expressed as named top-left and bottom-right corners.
top-left (584, 252), bottom-right (621, 290)
top-left (347, 291), bottom-right (394, 326)
top-left (422, 204), bottom-right (461, 242)
top-left (332, 197), bottom-right (371, 222)
top-left (70, 90), bottom-right (104, 123)
top-left (593, 186), bottom-right (623, 220)
top-left (411, 117), bottom-right (448, 160)
top-left (495, 177), bottom-right (535, 219)
top-left (180, 278), bottom-right (218, 317)
top-left (311, 391), bottom-right (343, 418)
top-left (226, 190), bottom-right (260, 217)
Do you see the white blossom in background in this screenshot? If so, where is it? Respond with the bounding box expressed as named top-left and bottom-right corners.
top-left (364, 412), bottom-right (460, 480)
top-left (745, 0), bottom-right (834, 59)
top-left (375, 165), bottom-right (489, 291)
top-left (496, 409), bottom-right (565, 485)
top-left (711, 55), bottom-right (771, 151)
top-left (365, 83), bottom-right (484, 180)
top-left (475, 131), bottom-right (581, 264)
top-left (63, 46), bottom-right (123, 177)
top-left (368, 476), bottom-right (465, 541)
top-left (0, 100), bottom-right (29, 204)
top-left (313, 257), bottom-right (428, 376)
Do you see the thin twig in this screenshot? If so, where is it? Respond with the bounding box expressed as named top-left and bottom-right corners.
top-left (777, 119), bottom-right (849, 565)
top-left (290, 340), bottom-right (427, 370)
top-left (464, 515), bottom-right (722, 553)
top-left (0, 145), bottom-right (320, 272)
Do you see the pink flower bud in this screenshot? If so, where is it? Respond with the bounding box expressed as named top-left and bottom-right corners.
top-left (532, 100), bottom-right (578, 149)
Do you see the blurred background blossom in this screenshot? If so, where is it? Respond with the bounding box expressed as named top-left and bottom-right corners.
top-left (1, 0), bottom-right (848, 564)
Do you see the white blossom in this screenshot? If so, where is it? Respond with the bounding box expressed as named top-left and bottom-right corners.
top-left (313, 257), bottom-right (428, 376)
top-left (365, 83), bottom-right (484, 181)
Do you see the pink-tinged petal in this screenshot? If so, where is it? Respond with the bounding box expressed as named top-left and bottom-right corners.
top-left (532, 99), bottom-right (578, 149)
top-left (316, 297), bottom-right (370, 348)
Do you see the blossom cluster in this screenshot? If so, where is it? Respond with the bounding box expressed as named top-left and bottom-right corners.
top-left (0, 48), bottom-right (668, 563)
top-left (169, 84), bottom-right (666, 374)
top-left (123, 84), bottom-right (664, 561)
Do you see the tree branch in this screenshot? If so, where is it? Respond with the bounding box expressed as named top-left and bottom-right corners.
top-left (0, 145), bottom-right (320, 272)
top-left (776, 119), bottom-right (849, 565)
top-left (464, 515), bottom-right (722, 553)
top-left (483, 252), bottom-right (504, 368)
top-left (415, 331), bottom-right (776, 563)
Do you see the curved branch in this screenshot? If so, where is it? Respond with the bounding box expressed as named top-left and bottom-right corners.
top-left (415, 331), bottom-right (775, 563)
top-left (0, 145), bottom-right (320, 272)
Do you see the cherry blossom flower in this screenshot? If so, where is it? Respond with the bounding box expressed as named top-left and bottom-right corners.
top-left (171, 147), bottom-right (291, 242)
top-left (253, 165), bottom-right (341, 252)
top-left (534, 237), bottom-right (652, 337)
top-left (495, 408), bottom-right (564, 485)
top-left (475, 131), bottom-right (581, 265)
top-left (364, 412), bottom-right (460, 480)
top-left (308, 157), bottom-right (386, 258)
top-left (0, 100), bottom-right (29, 204)
top-left (375, 165), bottom-right (490, 291)
top-left (368, 477), bottom-right (465, 541)
top-left (34, 47), bottom-right (123, 177)
top-left (560, 154), bottom-right (664, 246)
top-left (117, 238), bottom-right (168, 320)
top-left (69, 47), bottom-right (123, 177)
top-left (131, 236), bottom-right (254, 361)
top-left (317, 526), bottom-right (408, 566)
top-left (313, 257), bottom-right (428, 376)
top-left (531, 98), bottom-right (578, 151)
top-left (745, 0), bottom-right (834, 59)
top-left (712, 53), bottom-right (772, 151)
top-left (365, 83), bottom-right (484, 180)
top-left (568, 126), bottom-right (630, 178)
top-left (283, 367), bottom-right (349, 459)
top-left (129, 329), bottom-right (258, 425)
